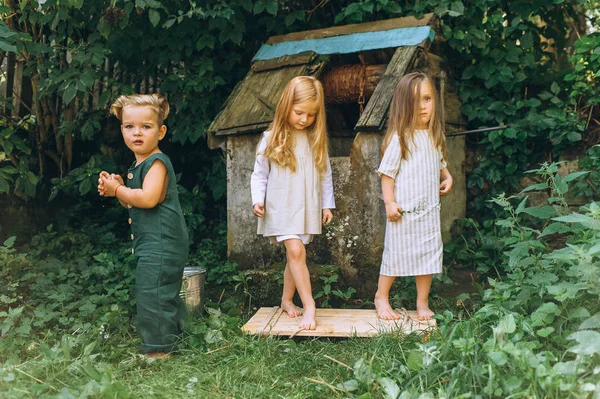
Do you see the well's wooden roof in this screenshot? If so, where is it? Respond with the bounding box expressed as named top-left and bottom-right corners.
top-left (207, 14), bottom-right (435, 146)
top-left (207, 53), bottom-right (319, 146)
top-left (265, 14), bottom-right (434, 44)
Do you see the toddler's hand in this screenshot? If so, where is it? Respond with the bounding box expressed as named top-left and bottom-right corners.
top-left (253, 203), bottom-right (265, 218)
top-left (111, 174), bottom-right (125, 186)
top-left (385, 202), bottom-right (403, 222)
top-left (322, 209), bottom-right (333, 225)
top-left (100, 174), bottom-right (122, 197)
top-left (440, 175), bottom-right (453, 196)
top-left (98, 171), bottom-right (111, 196)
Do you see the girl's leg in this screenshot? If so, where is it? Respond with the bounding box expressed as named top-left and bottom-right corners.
top-left (283, 239), bottom-right (316, 330)
top-left (415, 274), bottom-right (434, 320)
top-left (281, 264), bottom-right (303, 317)
top-left (375, 275), bottom-right (400, 320)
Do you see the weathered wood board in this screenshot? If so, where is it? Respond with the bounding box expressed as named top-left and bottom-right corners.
top-left (242, 307), bottom-right (436, 338)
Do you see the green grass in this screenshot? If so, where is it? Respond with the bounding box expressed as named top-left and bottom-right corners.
top-left (0, 318), bottom-right (434, 398)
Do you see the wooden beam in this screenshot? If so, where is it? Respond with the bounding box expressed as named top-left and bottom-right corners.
top-left (355, 46), bottom-right (418, 132)
top-left (266, 14), bottom-right (435, 45)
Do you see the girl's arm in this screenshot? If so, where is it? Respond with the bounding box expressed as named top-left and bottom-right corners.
top-left (102, 161), bottom-right (168, 208)
top-left (321, 155), bottom-right (335, 209)
top-left (440, 167), bottom-right (453, 195)
top-left (251, 135), bottom-right (269, 217)
top-left (382, 175), bottom-right (403, 221)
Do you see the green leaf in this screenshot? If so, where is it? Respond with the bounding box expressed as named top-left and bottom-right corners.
top-left (253, 1), bottom-right (265, 14)
top-left (149, 9), bottom-right (160, 27)
top-left (523, 206), bottom-right (556, 219)
top-left (553, 213), bottom-right (600, 229)
top-left (488, 351), bottom-right (508, 366)
top-left (79, 179), bottom-right (92, 195)
top-left (553, 174), bottom-right (568, 194)
top-left (539, 222), bottom-right (571, 237)
top-left (0, 178), bottom-right (9, 193)
top-left (520, 32), bottom-right (533, 49)
top-left (378, 377), bottom-right (400, 399)
top-left (3, 140), bottom-right (13, 155)
top-left (68, 0), bottom-right (84, 9)
top-left (536, 326), bottom-right (555, 337)
top-left (406, 351), bottom-right (423, 371)
top-left (567, 331), bottom-right (600, 355)
top-left (551, 81), bottom-right (560, 95)
top-left (562, 171), bottom-right (589, 182)
top-left (0, 41), bottom-right (17, 53)
top-left (579, 313), bottom-right (600, 330)
top-left (495, 314), bottom-right (516, 334)
top-left (337, 379), bottom-right (359, 392)
top-left (520, 183), bottom-right (548, 193)
top-left (515, 196), bottom-right (528, 214)
top-left (265, 0), bottom-right (278, 15)
top-left (3, 236), bottom-right (16, 247)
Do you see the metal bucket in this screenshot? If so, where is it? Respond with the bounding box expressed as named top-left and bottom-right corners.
top-left (180, 266), bottom-right (206, 315)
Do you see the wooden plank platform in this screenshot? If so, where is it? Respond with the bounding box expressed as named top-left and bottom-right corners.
top-left (242, 307), bottom-right (436, 338)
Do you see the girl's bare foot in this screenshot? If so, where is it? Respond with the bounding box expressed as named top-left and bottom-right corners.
top-left (375, 295), bottom-right (401, 320)
top-left (281, 300), bottom-right (303, 318)
top-left (145, 352), bottom-right (172, 359)
top-left (416, 301), bottom-right (434, 320)
top-left (298, 306), bottom-right (316, 330)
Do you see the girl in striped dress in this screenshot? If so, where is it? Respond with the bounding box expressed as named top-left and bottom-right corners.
top-left (375, 72), bottom-right (453, 321)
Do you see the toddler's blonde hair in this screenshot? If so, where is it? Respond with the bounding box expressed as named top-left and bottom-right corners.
top-left (264, 76), bottom-right (329, 175)
top-left (381, 72), bottom-right (446, 163)
top-left (110, 94), bottom-right (170, 125)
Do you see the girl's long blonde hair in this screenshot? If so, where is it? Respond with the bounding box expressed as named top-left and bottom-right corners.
top-left (263, 76), bottom-right (329, 175)
top-left (110, 94), bottom-right (170, 125)
top-left (381, 72), bottom-right (446, 162)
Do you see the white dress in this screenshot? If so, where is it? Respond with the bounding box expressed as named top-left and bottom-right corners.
top-left (251, 131), bottom-right (335, 244)
top-left (377, 130), bottom-right (447, 276)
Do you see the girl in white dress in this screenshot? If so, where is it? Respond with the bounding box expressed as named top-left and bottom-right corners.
top-left (375, 72), bottom-right (453, 321)
top-left (251, 76), bottom-right (335, 330)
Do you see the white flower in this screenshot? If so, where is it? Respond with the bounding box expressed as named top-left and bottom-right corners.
top-left (347, 244), bottom-right (352, 248)
top-left (353, 236), bottom-right (358, 240)
top-left (189, 377), bottom-right (198, 383)
top-left (345, 216), bottom-right (350, 221)
top-left (331, 233), bottom-right (335, 236)
top-left (345, 222), bottom-right (349, 226)
top-left (103, 334), bottom-right (110, 340)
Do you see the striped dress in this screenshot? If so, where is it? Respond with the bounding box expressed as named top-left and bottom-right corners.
top-left (377, 130), bottom-right (447, 277)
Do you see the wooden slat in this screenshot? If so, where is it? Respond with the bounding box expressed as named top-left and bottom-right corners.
top-left (252, 52), bottom-right (316, 72)
top-left (355, 46), bottom-right (418, 132)
top-left (266, 14), bottom-right (434, 45)
top-left (242, 307), bottom-right (436, 338)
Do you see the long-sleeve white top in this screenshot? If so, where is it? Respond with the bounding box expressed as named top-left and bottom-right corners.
top-left (250, 133), bottom-right (335, 209)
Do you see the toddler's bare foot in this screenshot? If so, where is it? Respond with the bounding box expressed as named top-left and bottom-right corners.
top-left (145, 352), bottom-right (172, 359)
top-left (375, 295), bottom-right (401, 320)
top-left (298, 306), bottom-right (316, 330)
top-left (416, 301), bottom-right (434, 320)
top-left (281, 300), bottom-right (303, 318)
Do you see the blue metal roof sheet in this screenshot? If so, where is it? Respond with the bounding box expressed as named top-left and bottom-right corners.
top-left (253, 26), bottom-right (435, 61)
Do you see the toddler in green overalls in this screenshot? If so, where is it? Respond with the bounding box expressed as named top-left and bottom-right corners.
top-left (97, 94), bottom-right (188, 359)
